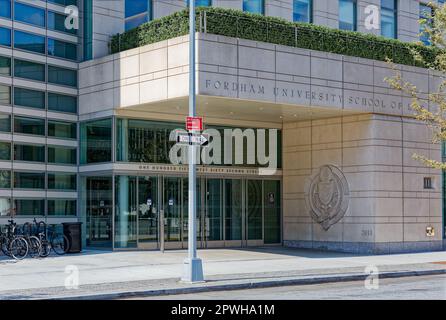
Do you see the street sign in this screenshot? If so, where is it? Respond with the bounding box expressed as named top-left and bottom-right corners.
top-left (186, 116), bottom-right (203, 131)
top-left (176, 132), bottom-right (209, 146)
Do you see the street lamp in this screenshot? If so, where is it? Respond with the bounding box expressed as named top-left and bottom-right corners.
top-left (181, 0), bottom-right (204, 283)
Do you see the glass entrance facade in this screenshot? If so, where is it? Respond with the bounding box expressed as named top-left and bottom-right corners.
top-left (82, 175), bottom-right (281, 250)
top-left (80, 117), bottom-right (282, 250)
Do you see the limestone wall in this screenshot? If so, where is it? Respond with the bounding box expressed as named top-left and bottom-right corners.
top-left (282, 114), bottom-right (443, 254)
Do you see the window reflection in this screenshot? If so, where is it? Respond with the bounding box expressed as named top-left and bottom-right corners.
top-left (381, 0), bottom-right (397, 38)
top-left (243, 0), bottom-right (264, 14)
top-left (339, 0), bottom-right (357, 31)
top-left (293, 0), bottom-right (312, 23)
top-left (80, 118), bottom-right (112, 164)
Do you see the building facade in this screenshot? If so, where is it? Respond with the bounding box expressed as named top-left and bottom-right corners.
top-left (0, 0), bottom-right (445, 254)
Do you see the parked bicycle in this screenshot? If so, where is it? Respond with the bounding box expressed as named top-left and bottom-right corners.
top-left (0, 219), bottom-right (70, 260)
top-left (0, 220), bottom-right (29, 260)
top-left (22, 221), bottom-right (42, 258)
top-left (31, 219), bottom-right (70, 257)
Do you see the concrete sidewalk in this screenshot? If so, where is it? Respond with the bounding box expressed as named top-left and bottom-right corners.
top-left (1, 247), bottom-right (446, 299)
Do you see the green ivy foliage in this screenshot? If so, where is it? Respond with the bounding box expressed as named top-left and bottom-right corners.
top-left (111, 7), bottom-right (439, 68)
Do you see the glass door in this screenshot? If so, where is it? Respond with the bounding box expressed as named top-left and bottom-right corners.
top-left (246, 180), bottom-right (263, 246)
top-left (204, 178), bottom-right (224, 247)
top-left (86, 177), bottom-right (113, 248)
top-left (163, 176), bottom-right (182, 248)
top-left (224, 179), bottom-right (243, 246)
top-left (264, 180), bottom-right (281, 244)
top-left (138, 176), bottom-right (159, 249)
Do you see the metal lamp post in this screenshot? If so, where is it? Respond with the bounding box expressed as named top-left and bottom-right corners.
top-left (181, 0), bottom-right (204, 283)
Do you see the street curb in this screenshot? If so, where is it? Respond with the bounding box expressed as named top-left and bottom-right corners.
top-left (56, 268), bottom-right (446, 300)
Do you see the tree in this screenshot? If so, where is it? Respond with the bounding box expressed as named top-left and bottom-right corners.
top-left (385, 1), bottom-right (446, 169)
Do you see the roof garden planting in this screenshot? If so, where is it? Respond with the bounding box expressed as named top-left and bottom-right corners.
top-left (110, 7), bottom-right (438, 68)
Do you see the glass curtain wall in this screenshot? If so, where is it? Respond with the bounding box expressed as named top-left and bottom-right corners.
top-left (116, 118), bottom-right (282, 168)
top-left (80, 118), bottom-right (112, 164)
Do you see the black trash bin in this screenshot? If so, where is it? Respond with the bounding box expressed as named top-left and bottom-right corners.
top-left (62, 222), bottom-right (82, 253)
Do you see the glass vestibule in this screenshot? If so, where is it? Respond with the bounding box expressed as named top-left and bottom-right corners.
top-left (110, 175), bottom-right (281, 250)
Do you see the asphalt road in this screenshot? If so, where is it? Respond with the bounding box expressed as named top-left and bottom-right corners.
top-left (135, 275), bottom-right (446, 300)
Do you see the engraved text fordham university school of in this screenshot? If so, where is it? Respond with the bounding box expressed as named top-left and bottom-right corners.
top-left (204, 79), bottom-right (413, 110)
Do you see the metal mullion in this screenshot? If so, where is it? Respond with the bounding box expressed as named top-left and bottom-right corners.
top-left (111, 173), bottom-right (115, 251)
top-left (222, 179), bottom-right (225, 243)
top-left (136, 176), bottom-right (139, 248)
top-left (262, 180), bottom-right (264, 243)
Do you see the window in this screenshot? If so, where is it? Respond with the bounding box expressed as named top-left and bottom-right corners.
top-left (116, 118), bottom-right (283, 167)
top-left (14, 59), bottom-right (45, 82)
top-left (48, 146), bottom-right (77, 164)
top-left (0, 114), bottom-right (11, 132)
top-left (0, 85), bottom-right (11, 105)
top-left (0, 142), bottom-right (10, 160)
top-left (47, 38), bottom-right (77, 60)
top-left (48, 173), bottom-right (76, 190)
top-left (48, 11), bottom-right (77, 35)
top-left (0, 198), bottom-right (11, 216)
top-left (14, 30), bottom-right (45, 54)
top-left (0, 0), bottom-right (11, 18)
top-left (48, 65), bottom-right (77, 87)
top-left (381, 0), bottom-right (397, 38)
top-left (83, 0), bottom-right (93, 61)
top-left (14, 144), bottom-right (45, 162)
top-left (47, 0), bottom-right (77, 5)
top-left (420, 3), bottom-right (433, 45)
top-left (125, 0), bottom-right (152, 30)
top-left (48, 120), bottom-right (77, 139)
top-left (0, 27), bottom-right (11, 47)
top-left (243, 0), bottom-right (264, 14)
top-left (339, 0), bottom-right (357, 31)
top-left (293, 0), bottom-right (312, 23)
top-left (14, 2), bottom-right (45, 27)
top-left (0, 171), bottom-right (9, 189)
top-left (14, 172), bottom-right (45, 189)
top-left (14, 87), bottom-right (45, 109)
top-left (0, 56), bottom-right (11, 76)
top-left (80, 118), bottom-right (112, 164)
top-left (0, 170), bottom-right (10, 188)
top-left (48, 93), bottom-right (77, 113)
top-left (14, 199), bottom-right (44, 216)
top-left (48, 199), bottom-right (76, 216)
top-left (14, 116), bottom-right (45, 136)
top-left (186, 0), bottom-right (212, 6)
top-left (116, 119), bottom-right (178, 163)
top-left (424, 177), bottom-right (433, 189)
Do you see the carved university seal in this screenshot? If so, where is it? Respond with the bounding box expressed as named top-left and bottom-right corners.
top-left (304, 165), bottom-right (350, 231)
